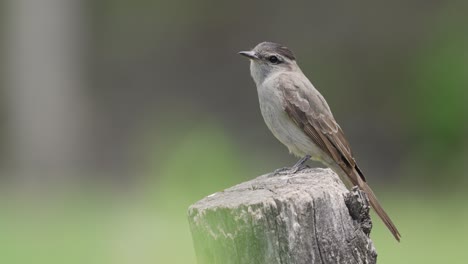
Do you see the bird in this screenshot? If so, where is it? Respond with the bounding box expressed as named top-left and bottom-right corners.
top-left (239, 41), bottom-right (401, 241)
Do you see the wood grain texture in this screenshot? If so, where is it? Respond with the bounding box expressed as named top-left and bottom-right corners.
top-left (188, 168), bottom-right (377, 264)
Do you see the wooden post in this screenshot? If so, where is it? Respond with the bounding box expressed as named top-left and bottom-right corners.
top-left (188, 168), bottom-right (377, 264)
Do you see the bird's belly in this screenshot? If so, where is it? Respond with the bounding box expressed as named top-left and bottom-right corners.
top-left (260, 101), bottom-right (323, 159)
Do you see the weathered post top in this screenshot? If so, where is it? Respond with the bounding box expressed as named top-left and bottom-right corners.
top-left (188, 168), bottom-right (377, 264)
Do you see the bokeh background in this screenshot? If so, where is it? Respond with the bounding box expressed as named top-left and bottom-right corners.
top-left (1, 0), bottom-right (467, 263)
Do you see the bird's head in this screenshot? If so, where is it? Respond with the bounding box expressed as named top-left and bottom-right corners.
top-left (239, 42), bottom-right (298, 84)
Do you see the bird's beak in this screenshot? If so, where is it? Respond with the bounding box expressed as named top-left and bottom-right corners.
top-left (238, 50), bottom-right (258, 60)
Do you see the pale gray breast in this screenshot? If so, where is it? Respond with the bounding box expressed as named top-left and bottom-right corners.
top-left (256, 75), bottom-right (321, 157)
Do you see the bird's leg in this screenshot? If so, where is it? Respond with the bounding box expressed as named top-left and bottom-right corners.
top-left (290, 155), bottom-right (311, 173)
top-left (271, 155), bottom-right (311, 176)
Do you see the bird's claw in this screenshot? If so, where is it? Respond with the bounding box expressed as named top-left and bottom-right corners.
top-left (270, 165), bottom-right (310, 177)
top-left (290, 164), bottom-right (310, 174)
top-left (270, 167), bottom-right (290, 177)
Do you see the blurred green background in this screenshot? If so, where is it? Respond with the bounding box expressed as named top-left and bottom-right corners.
top-left (1, 0), bottom-right (467, 263)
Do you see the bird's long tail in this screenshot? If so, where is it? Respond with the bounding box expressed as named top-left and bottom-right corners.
top-left (358, 179), bottom-right (401, 241)
top-left (330, 163), bottom-right (401, 241)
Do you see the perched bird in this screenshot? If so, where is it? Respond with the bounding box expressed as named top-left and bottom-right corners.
top-left (239, 41), bottom-right (401, 241)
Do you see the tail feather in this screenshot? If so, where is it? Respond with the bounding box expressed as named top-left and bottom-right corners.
top-left (331, 163), bottom-right (401, 241)
top-left (359, 181), bottom-right (401, 241)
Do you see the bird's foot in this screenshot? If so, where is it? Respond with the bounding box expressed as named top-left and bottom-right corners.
top-left (269, 155), bottom-right (311, 177)
top-left (270, 167), bottom-right (290, 177)
top-left (270, 164), bottom-right (310, 177)
top-left (290, 164), bottom-right (310, 174)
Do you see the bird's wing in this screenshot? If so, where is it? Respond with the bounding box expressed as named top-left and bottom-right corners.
top-left (278, 73), bottom-right (365, 183)
top-left (278, 73), bottom-right (401, 241)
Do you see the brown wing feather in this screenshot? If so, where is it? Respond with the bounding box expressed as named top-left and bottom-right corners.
top-left (280, 74), bottom-right (401, 241)
top-left (281, 80), bottom-right (363, 182)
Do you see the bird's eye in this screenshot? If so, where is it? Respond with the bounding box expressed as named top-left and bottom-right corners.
top-left (268, 56), bottom-right (280, 64)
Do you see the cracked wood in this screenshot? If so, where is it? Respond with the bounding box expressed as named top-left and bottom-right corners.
top-left (188, 168), bottom-right (377, 264)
